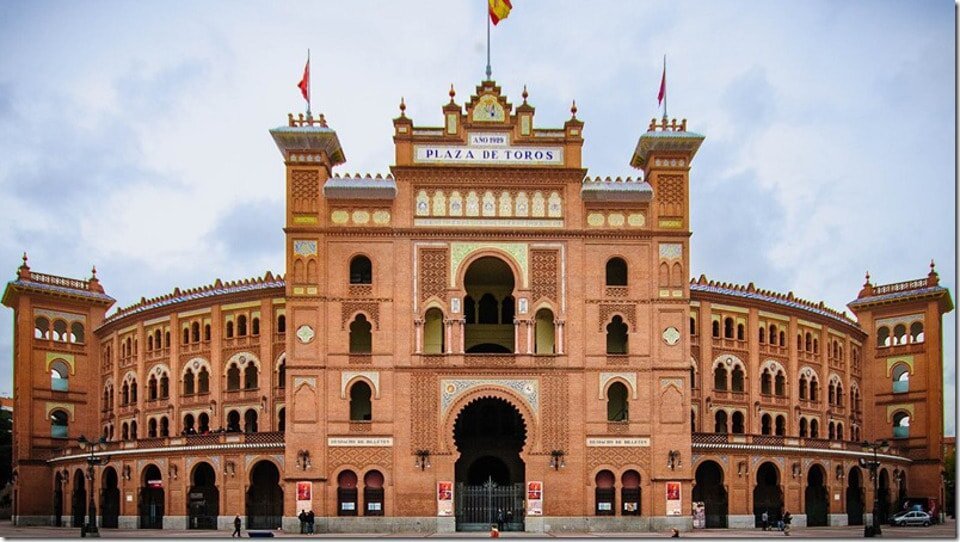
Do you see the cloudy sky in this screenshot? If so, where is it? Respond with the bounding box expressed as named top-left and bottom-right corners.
top-left (0, 1), bottom-right (955, 432)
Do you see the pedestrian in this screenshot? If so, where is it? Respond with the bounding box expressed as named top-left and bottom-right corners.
top-left (490, 524), bottom-right (500, 538)
top-left (497, 508), bottom-right (504, 530)
top-left (232, 515), bottom-right (242, 538)
top-left (505, 509), bottom-right (513, 527)
top-left (307, 509), bottom-right (315, 534)
top-left (782, 510), bottom-right (792, 536)
top-left (761, 509), bottom-right (769, 531)
top-left (670, 528), bottom-right (680, 537)
top-left (298, 510), bottom-right (307, 534)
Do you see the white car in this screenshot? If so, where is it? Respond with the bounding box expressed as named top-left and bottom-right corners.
top-left (890, 510), bottom-right (932, 527)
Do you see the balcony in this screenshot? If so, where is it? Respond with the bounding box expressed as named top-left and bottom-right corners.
top-left (604, 286), bottom-right (628, 298)
top-left (828, 404), bottom-right (846, 416)
top-left (799, 350), bottom-right (818, 363)
top-left (223, 388), bottom-right (262, 404)
top-left (180, 392), bottom-right (212, 407)
top-left (222, 335), bottom-right (259, 349)
top-left (877, 342), bottom-right (925, 357)
top-left (691, 433), bottom-right (908, 459)
top-left (180, 341), bottom-right (209, 355)
top-left (760, 393), bottom-right (789, 407)
top-left (710, 390), bottom-right (747, 403)
top-left (349, 284), bottom-right (373, 297)
top-left (145, 347), bottom-right (170, 362)
top-left (348, 354), bottom-right (373, 365)
top-left (118, 403), bottom-right (137, 416)
top-left (53, 431), bottom-right (285, 460)
top-left (605, 354), bottom-right (629, 365)
top-left (759, 343), bottom-right (788, 357)
top-left (711, 338), bottom-right (748, 351)
top-left (118, 355), bottom-right (136, 369)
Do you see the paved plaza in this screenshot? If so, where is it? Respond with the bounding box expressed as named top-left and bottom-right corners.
top-left (0, 520), bottom-right (955, 539)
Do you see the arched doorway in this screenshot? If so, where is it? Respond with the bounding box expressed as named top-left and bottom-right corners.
top-left (71, 470), bottom-right (86, 528)
top-left (246, 461), bottom-right (282, 529)
top-left (453, 397), bottom-right (526, 531)
top-left (693, 461), bottom-right (728, 528)
top-left (101, 467), bottom-right (120, 528)
top-left (753, 462), bottom-right (783, 527)
top-left (846, 467), bottom-right (865, 526)
top-left (878, 469), bottom-right (891, 524)
top-left (621, 470), bottom-right (641, 516)
top-left (139, 464), bottom-right (164, 529)
top-left (188, 463), bottom-right (219, 529)
top-left (804, 465), bottom-right (829, 527)
top-left (54, 472), bottom-right (64, 527)
top-left (463, 257), bottom-right (516, 353)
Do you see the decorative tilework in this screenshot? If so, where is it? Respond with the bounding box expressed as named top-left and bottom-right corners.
top-left (440, 378), bottom-right (539, 414)
top-left (599, 372), bottom-right (638, 399)
top-left (293, 240), bottom-right (318, 257)
top-left (659, 243), bottom-right (683, 260)
top-left (341, 371), bottom-right (380, 399)
top-left (450, 242), bottom-right (528, 288)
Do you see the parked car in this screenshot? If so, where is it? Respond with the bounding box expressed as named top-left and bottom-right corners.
top-left (890, 510), bottom-right (932, 527)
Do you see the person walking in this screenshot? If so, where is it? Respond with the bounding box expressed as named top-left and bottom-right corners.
top-left (298, 510), bottom-right (307, 534)
top-left (782, 510), bottom-right (792, 536)
top-left (307, 509), bottom-right (315, 534)
top-left (232, 515), bottom-right (242, 538)
top-left (496, 508), bottom-right (504, 531)
top-left (761, 509), bottom-right (769, 531)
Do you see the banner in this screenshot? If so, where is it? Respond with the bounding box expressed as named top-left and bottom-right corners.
top-left (296, 481), bottom-right (313, 513)
top-left (666, 482), bottom-right (682, 516)
top-left (437, 481), bottom-right (454, 516)
top-left (526, 481), bottom-right (543, 516)
top-left (693, 501), bottom-right (706, 528)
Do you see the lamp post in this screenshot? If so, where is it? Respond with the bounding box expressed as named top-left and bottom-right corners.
top-left (859, 439), bottom-right (889, 537)
top-left (78, 435), bottom-right (109, 538)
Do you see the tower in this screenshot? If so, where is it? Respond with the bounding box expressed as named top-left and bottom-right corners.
top-left (848, 263), bottom-right (953, 507)
top-left (1, 256), bottom-right (114, 524)
top-left (631, 117), bottom-right (704, 521)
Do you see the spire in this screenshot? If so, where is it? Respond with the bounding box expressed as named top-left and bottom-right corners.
top-left (449, 84), bottom-right (456, 104)
top-left (927, 259), bottom-right (940, 286)
top-left (399, 97), bottom-right (406, 118)
top-left (570, 100), bottom-right (578, 119)
top-left (521, 85), bottom-right (528, 104)
top-left (18, 252), bottom-right (30, 280)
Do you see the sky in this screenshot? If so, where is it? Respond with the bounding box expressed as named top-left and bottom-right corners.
top-left (0, 1), bottom-right (955, 433)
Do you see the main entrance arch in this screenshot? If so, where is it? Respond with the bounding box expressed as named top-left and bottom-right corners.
top-left (753, 462), bottom-right (783, 527)
top-left (453, 397), bottom-right (526, 531)
top-left (246, 461), bottom-right (282, 530)
top-left (188, 463), bottom-right (219, 529)
top-left (804, 465), bottom-right (829, 526)
top-left (101, 466), bottom-right (120, 528)
top-left (693, 461), bottom-right (728, 528)
top-left (846, 467), bottom-right (865, 526)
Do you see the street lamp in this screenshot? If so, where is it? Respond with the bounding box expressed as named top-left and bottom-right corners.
top-left (77, 435), bottom-right (109, 538)
top-left (859, 439), bottom-right (889, 537)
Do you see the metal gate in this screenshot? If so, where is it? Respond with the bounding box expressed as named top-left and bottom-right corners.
top-left (455, 479), bottom-right (524, 531)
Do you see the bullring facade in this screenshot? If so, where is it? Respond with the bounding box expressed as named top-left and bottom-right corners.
top-left (3, 79), bottom-right (952, 533)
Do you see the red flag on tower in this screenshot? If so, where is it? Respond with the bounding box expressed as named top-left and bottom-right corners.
top-left (297, 51), bottom-right (311, 113)
top-left (657, 57), bottom-right (666, 107)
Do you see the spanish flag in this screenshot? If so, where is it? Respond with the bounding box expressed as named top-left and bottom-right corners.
top-left (489, 0), bottom-right (512, 25)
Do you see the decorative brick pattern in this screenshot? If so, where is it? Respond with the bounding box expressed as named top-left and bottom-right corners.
top-left (290, 170), bottom-right (319, 213)
top-left (530, 250), bottom-right (558, 304)
top-left (411, 373), bottom-right (438, 452)
top-left (598, 303), bottom-right (637, 331)
top-left (341, 301), bottom-right (380, 330)
top-left (327, 446), bottom-right (392, 470)
top-left (586, 446), bottom-right (650, 474)
top-left (419, 248), bottom-right (448, 304)
top-left (541, 374), bottom-right (568, 453)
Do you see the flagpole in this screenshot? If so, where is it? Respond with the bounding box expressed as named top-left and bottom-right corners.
top-left (307, 49), bottom-right (312, 118)
top-left (486, 10), bottom-right (492, 80)
top-left (662, 55), bottom-right (667, 121)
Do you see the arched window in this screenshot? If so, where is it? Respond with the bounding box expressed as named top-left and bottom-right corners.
top-left (226, 411), bottom-right (241, 432)
top-left (51, 410), bottom-right (69, 439)
top-left (805, 332), bottom-right (812, 352)
top-left (712, 320), bottom-right (720, 338)
top-left (338, 470), bottom-right (359, 517)
top-left (192, 322), bottom-right (200, 343)
top-left (349, 381), bottom-right (372, 421)
top-left (50, 360), bottom-right (70, 391)
top-left (605, 258), bottom-right (627, 286)
top-left (278, 407), bottom-right (286, 432)
top-left (204, 324), bottom-right (211, 341)
top-left (595, 470), bottom-right (616, 516)
top-left (350, 256), bottom-right (373, 284)
top-left (277, 359), bottom-right (286, 389)
top-left (198, 368), bottom-right (210, 394)
top-left (828, 422), bottom-right (835, 440)
top-left (501, 295), bottom-right (515, 324)
top-left (714, 365), bottom-right (728, 391)
top-left (463, 295), bottom-right (476, 325)
top-left (121, 422), bottom-right (129, 441)
top-left (34, 317), bottom-right (50, 339)
top-left (277, 314), bottom-right (286, 333)
top-left (910, 322), bottom-right (924, 343)
top-left (364, 470), bottom-right (385, 516)
top-left (731, 366), bottom-right (744, 392)
top-left (761, 414), bottom-right (772, 435)
top-left (71, 322), bottom-right (85, 344)
top-left (892, 365), bottom-right (910, 393)
top-left (797, 334), bottom-right (803, 350)
top-left (130, 420), bottom-right (138, 439)
top-left (810, 419), bottom-right (819, 439)
top-left (183, 414), bottom-right (195, 434)
top-left (147, 335), bottom-right (154, 351)
top-left (237, 315), bottom-right (248, 337)
top-left (423, 308), bottom-right (445, 354)
top-left (183, 370), bottom-right (195, 395)
top-left (759, 326), bottom-right (766, 343)
top-left (893, 324), bottom-right (907, 346)
top-left (153, 330), bottom-right (162, 350)
top-left (799, 418), bottom-right (808, 437)
top-left (251, 317), bottom-right (260, 336)
top-left (244, 363), bottom-right (258, 389)
top-left (130, 380), bottom-right (138, 403)
top-left (813, 338), bottom-right (819, 354)
top-left (606, 316), bottom-right (628, 354)
top-left (159, 373), bottom-right (169, 399)
top-left (606, 382), bottom-right (629, 421)
top-left (148, 418), bottom-right (158, 438)
top-left (53, 320), bottom-right (67, 342)
top-left (121, 382), bottom-right (130, 405)
top-left (828, 382), bottom-right (835, 405)
top-left (690, 317), bottom-right (697, 336)
top-left (810, 378), bottom-right (820, 402)
top-left (779, 331), bottom-right (786, 347)
top-left (182, 327), bottom-right (190, 345)
top-left (736, 323), bottom-right (745, 341)
top-left (877, 326), bottom-right (890, 347)
top-left (691, 410), bottom-right (697, 431)
top-left (477, 293), bottom-right (498, 324)
top-left (761, 370), bottom-right (772, 395)
top-left (835, 383), bottom-right (844, 406)
top-left (774, 371), bottom-right (785, 396)
top-left (225, 321), bottom-right (234, 339)
top-left (349, 314), bottom-right (373, 353)
top-left (621, 470), bottom-right (641, 516)
top-left (534, 308), bottom-right (555, 354)
top-left (226, 364), bottom-right (241, 391)
top-left (714, 410), bottom-right (728, 433)
top-left (836, 422), bottom-right (844, 441)
top-left (159, 417), bottom-right (169, 437)
top-left (724, 318), bottom-right (734, 339)
top-left (732, 411), bottom-right (745, 434)
top-left (244, 410), bottom-right (258, 433)
top-left (147, 375), bottom-right (158, 401)
top-left (198, 413), bottom-right (210, 433)
top-left (775, 415), bottom-right (786, 436)
top-left (799, 376), bottom-right (808, 400)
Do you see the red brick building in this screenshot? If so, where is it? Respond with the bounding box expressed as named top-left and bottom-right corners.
top-left (2, 80), bottom-right (952, 533)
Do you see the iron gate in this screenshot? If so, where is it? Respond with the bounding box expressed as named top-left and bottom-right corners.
top-left (455, 480), bottom-right (524, 531)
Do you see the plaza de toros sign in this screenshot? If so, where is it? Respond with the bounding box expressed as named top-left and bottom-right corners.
top-left (414, 133), bottom-right (564, 166)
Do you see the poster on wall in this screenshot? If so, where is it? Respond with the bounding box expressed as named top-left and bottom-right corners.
top-left (692, 501), bottom-right (706, 528)
top-left (296, 481), bottom-right (313, 513)
top-left (666, 482), bottom-right (682, 516)
top-left (527, 481), bottom-right (543, 516)
top-left (437, 481), bottom-right (454, 516)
